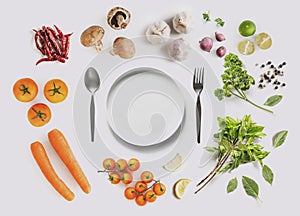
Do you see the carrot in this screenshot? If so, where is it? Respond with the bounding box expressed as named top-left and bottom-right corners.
top-left (30, 141), bottom-right (75, 201)
top-left (48, 129), bottom-right (91, 194)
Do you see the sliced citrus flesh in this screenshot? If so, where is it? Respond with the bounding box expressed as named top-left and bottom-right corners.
top-left (163, 153), bottom-right (183, 172)
top-left (255, 32), bottom-right (272, 50)
top-left (238, 40), bottom-right (255, 55)
top-left (174, 178), bottom-right (192, 199)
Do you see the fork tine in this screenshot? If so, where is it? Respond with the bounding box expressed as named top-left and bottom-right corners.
top-left (200, 67), bottom-right (204, 84)
top-left (197, 67), bottom-right (201, 83)
top-left (193, 67), bottom-right (197, 83)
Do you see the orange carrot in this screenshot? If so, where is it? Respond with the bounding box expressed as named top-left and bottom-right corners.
top-left (30, 141), bottom-right (75, 201)
top-left (48, 129), bottom-right (91, 194)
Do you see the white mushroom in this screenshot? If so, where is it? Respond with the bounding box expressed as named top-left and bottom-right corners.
top-left (80, 25), bottom-right (105, 52)
top-left (110, 37), bottom-right (135, 59)
top-left (146, 21), bottom-right (171, 44)
top-left (172, 11), bottom-right (193, 34)
top-left (107, 7), bottom-right (131, 30)
top-left (167, 38), bottom-right (191, 61)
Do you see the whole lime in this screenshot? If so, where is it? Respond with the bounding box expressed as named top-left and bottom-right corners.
top-left (239, 20), bottom-right (256, 37)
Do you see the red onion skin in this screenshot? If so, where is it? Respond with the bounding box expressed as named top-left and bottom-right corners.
top-left (216, 46), bottom-right (226, 58)
top-left (215, 32), bottom-right (226, 42)
top-left (199, 37), bottom-right (213, 52)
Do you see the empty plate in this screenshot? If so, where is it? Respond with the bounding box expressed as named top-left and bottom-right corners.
top-left (106, 67), bottom-right (185, 146)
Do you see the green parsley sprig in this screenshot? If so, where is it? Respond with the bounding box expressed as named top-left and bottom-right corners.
top-left (214, 53), bottom-right (273, 113)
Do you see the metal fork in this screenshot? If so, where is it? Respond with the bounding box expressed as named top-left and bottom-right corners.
top-left (193, 67), bottom-right (204, 144)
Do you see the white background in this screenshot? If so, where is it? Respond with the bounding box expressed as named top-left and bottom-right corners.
top-left (1, 0), bottom-right (298, 215)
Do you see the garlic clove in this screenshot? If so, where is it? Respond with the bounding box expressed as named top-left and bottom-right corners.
top-left (172, 11), bottom-right (193, 34)
top-left (167, 38), bottom-right (191, 61)
top-left (146, 21), bottom-right (171, 44)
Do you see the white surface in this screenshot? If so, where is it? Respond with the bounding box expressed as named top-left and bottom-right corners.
top-left (1, 0), bottom-right (298, 215)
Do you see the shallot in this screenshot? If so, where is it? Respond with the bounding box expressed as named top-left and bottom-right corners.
top-left (215, 32), bottom-right (226, 42)
top-left (216, 46), bottom-right (226, 58)
top-left (199, 37), bottom-right (213, 52)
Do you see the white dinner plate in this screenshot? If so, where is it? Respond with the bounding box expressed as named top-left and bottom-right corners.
top-left (106, 67), bottom-right (185, 146)
top-left (73, 36), bottom-right (225, 178)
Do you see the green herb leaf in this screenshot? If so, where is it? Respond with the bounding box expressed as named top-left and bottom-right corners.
top-left (215, 18), bottom-right (225, 27)
top-left (242, 176), bottom-right (259, 199)
top-left (227, 177), bottom-right (238, 193)
top-left (214, 88), bottom-right (225, 100)
top-left (262, 165), bottom-right (274, 185)
top-left (202, 11), bottom-right (211, 21)
top-left (273, 130), bottom-right (288, 148)
top-left (204, 146), bottom-right (219, 153)
top-left (264, 95), bottom-right (283, 106)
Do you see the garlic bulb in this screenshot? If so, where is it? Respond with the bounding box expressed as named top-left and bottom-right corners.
top-left (110, 37), bottom-right (135, 59)
top-left (167, 38), bottom-right (191, 61)
top-left (146, 21), bottom-right (171, 44)
top-left (172, 11), bottom-right (193, 34)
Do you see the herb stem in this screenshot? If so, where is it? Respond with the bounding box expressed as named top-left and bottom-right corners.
top-left (244, 98), bottom-right (273, 113)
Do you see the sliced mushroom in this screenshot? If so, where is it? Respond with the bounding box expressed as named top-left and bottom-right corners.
top-left (107, 6), bottom-right (131, 30)
top-left (80, 25), bottom-right (105, 52)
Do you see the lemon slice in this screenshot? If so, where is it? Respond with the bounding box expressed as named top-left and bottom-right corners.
top-left (163, 153), bottom-right (183, 172)
top-left (238, 40), bottom-right (255, 55)
top-left (174, 178), bottom-right (192, 199)
top-left (255, 32), bottom-right (272, 50)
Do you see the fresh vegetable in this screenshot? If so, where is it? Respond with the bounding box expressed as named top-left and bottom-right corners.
top-left (13, 78), bottom-right (38, 102)
top-left (27, 103), bottom-right (51, 127)
top-left (110, 37), bottom-right (135, 59)
top-left (215, 32), bottom-right (226, 42)
top-left (33, 25), bottom-right (72, 65)
top-left (202, 11), bottom-right (211, 21)
top-left (272, 130), bottom-right (288, 148)
top-left (98, 157), bottom-right (166, 206)
top-left (242, 176), bottom-right (260, 200)
top-left (172, 11), bottom-right (193, 34)
top-left (146, 21), bottom-right (171, 44)
top-left (48, 129), bottom-right (91, 194)
top-left (214, 53), bottom-right (273, 113)
top-left (263, 95), bottom-right (283, 106)
top-left (238, 20), bottom-right (256, 37)
top-left (30, 141), bottom-right (75, 201)
top-left (199, 37), bottom-right (213, 52)
top-left (80, 25), bottom-right (105, 52)
top-left (195, 115), bottom-right (269, 195)
top-left (168, 38), bottom-right (191, 61)
top-left (262, 165), bottom-right (274, 185)
top-left (216, 46), bottom-right (226, 57)
top-left (227, 178), bottom-right (238, 193)
top-left (44, 79), bottom-right (68, 103)
top-left (215, 18), bottom-right (225, 27)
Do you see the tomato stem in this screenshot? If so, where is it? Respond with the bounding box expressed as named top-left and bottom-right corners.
top-left (31, 108), bottom-right (47, 122)
top-left (19, 84), bottom-right (31, 95)
top-left (48, 82), bottom-right (64, 96)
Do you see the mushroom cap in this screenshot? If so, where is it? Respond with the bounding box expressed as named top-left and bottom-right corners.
top-left (80, 25), bottom-right (105, 47)
top-left (107, 6), bottom-right (131, 30)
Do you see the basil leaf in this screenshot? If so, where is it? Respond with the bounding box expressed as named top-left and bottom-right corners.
top-left (204, 146), bottom-right (219, 153)
top-left (262, 165), bottom-right (274, 185)
top-left (264, 95), bottom-right (283, 106)
top-left (227, 177), bottom-right (238, 193)
top-left (242, 176), bottom-right (259, 199)
top-left (273, 130), bottom-right (288, 148)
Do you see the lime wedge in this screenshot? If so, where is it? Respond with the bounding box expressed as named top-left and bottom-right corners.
top-left (255, 32), bottom-right (272, 50)
top-left (163, 153), bottom-right (182, 172)
top-left (238, 40), bottom-right (255, 55)
top-left (174, 178), bottom-right (192, 199)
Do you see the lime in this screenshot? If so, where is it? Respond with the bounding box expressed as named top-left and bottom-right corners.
top-left (238, 40), bottom-right (255, 55)
top-left (238, 20), bottom-right (256, 37)
top-left (174, 178), bottom-right (192, 199)
top-left (255, 32), bottom-right (272, 50)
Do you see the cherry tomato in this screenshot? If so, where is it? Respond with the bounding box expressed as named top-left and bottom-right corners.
top-left (44, 79), bottom-right (68, 103)
top-left (13, 78), bottom-right (38, 102)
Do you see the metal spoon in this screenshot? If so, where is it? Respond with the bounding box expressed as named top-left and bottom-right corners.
top-left (84, 67), bottom-right (100, 142)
